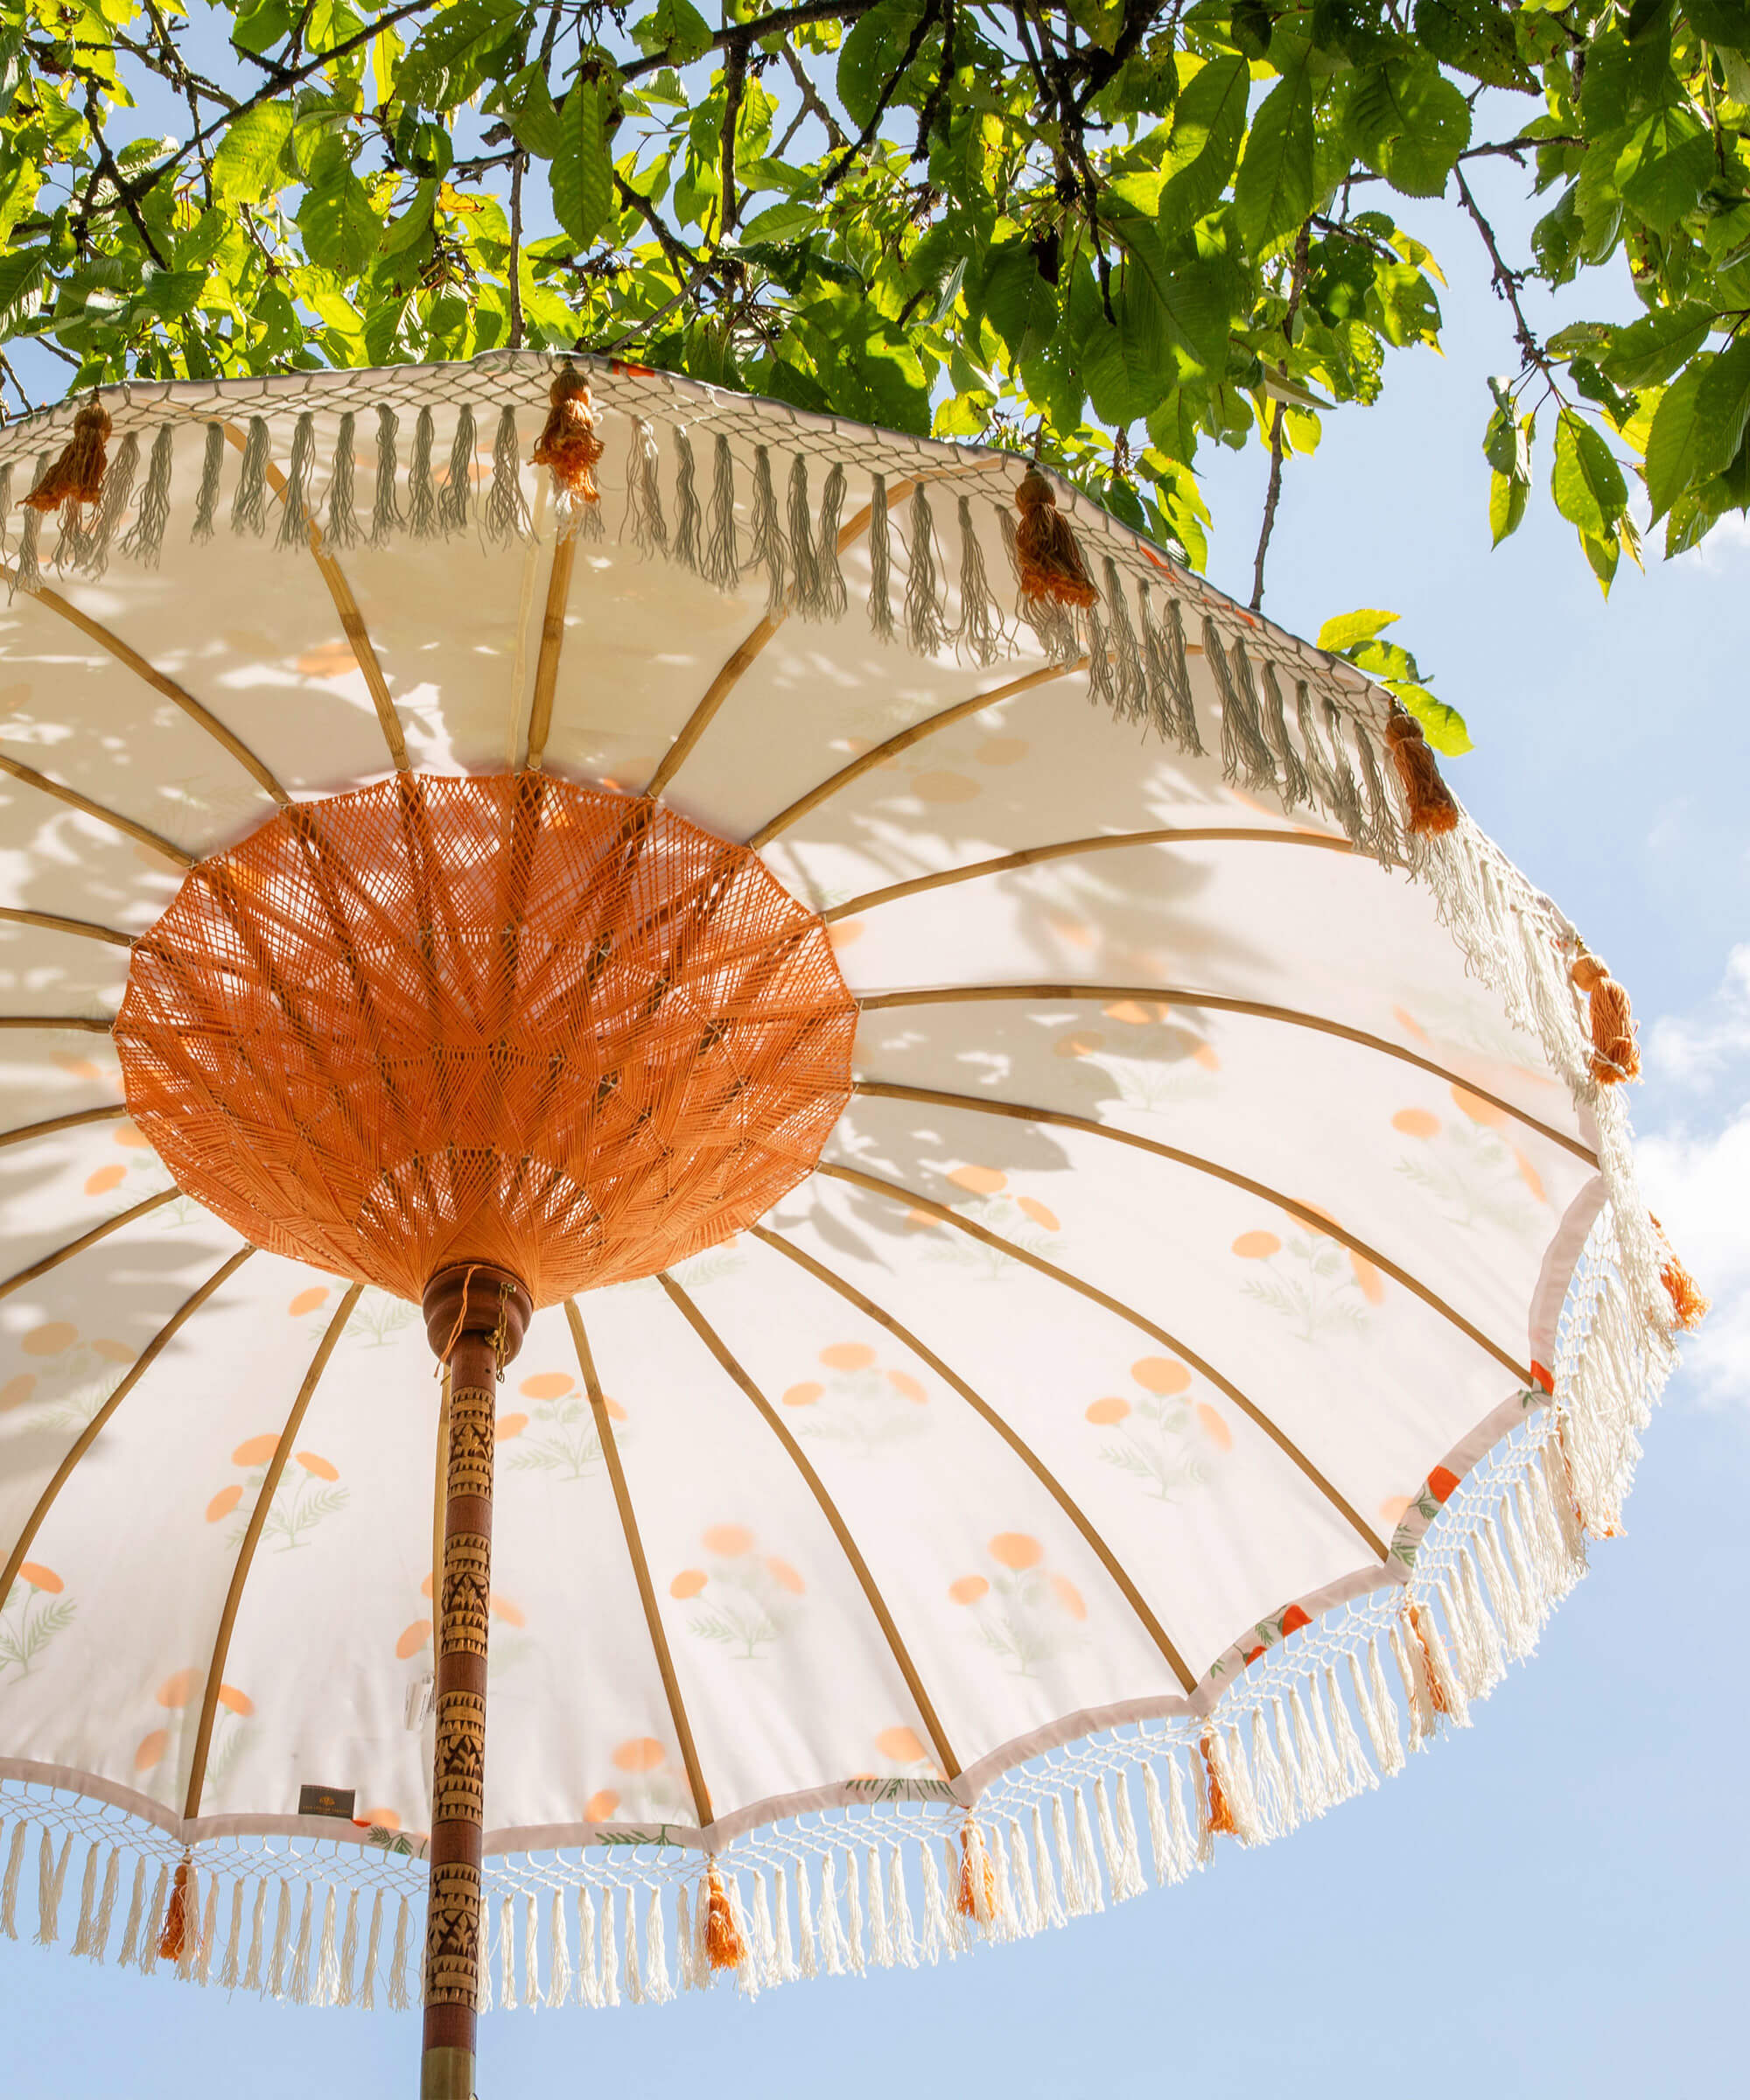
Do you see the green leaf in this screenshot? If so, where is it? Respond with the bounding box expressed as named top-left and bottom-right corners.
top-left (982, 245), bottom-right (1060, 364)
top-left (1348, 63), bottom-right (1473, 198)
top-left (1155, 54), bottom-right (1250, 238)
top-left (1396, 685), bottom-right (1473, 754)
top-left (1684, 0), bottom-right (1750, 48)
top-left (1551, 410), bottom-right (1628, 536)
top-left (210, 100), bottom-right (294, 204)
top-left (500, 64), bottom-right (562, 159)
top-left (298, 172), bottom-right (380, 275)
top-left (1614, 105), bottom-right (1712, 234)
top-left (1317, 607), bottom-right (1399, 652)
top-left (634, 0), bottom-right (713, 64)
top-left (399, 0), bottom-right (527, 113)
top-left (1489, 466), bottom-right (1529, 545)
top-left (1600, 303), bottom-right (1713, 388)
top-left (1646, 338), bottom-right (1750, 519)
top-left (1581, 530), bottom-right (1620, 593)
top-left (1413, 0), bottom-right (1534, 88)
top-left (1234, 66), bottom-right (1315, 253)
top-left (837, 0), bottom-right (928, 134)
top-left (0, 244), bottom-right (48, 329)
top-left (552, 68), bottom-right (619, 248)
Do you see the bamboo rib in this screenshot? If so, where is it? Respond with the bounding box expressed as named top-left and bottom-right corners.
top-left (0, 1188), bottom-right (180, 1304)
top-left (815, 1162), bottom-right (1388, 1560)
top-left (851, 1081), bottom-right (1533, 1382)
top-left (0, 750), bottom-right (195, 867)
top-left (0, 1104), bottom-right (128, 1152)
top-left (182, 1282), bottom-right (364, 1819)
top-left (522, 536), bottom-right (576, 773)
top-left (822, 826), bottom-right (1354, 922)
top-left (656, 1270), bottom-right (963, 1780)
top-left (750, 1226), bottom-right (1198, 1693)
top-left (214, 420), bottom-right (409, 774)
top-left (0, 1015), bottom-right (114, 1033)
top-left (856, 984), bottom-right (1597, 1165)
top-left (0, 565), bottom-right (290, 807)
top-left (565, 1300), bottom-right (715, 1828)
top-left (0, 1246), bottom-right (253, 1612)
top-left (641, 479), bottom-right (919, 803)
top-left (0, 906), bottom-right (134, 949)
top-left (746, 660), bottom-right (1086, 850)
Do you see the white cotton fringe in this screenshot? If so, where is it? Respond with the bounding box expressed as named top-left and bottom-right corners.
top-left (0, 1417), bottom-right (1677, 2008)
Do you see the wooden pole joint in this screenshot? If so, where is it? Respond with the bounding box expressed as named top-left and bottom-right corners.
top-left (419, 1263), bottom-right (531, 2098)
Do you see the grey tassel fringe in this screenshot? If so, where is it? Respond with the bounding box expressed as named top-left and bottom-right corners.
top-left (192, 422), bottom-right (225, 542)
top-left (231, 416), bottom-right (271, 538)
top-left (122, 425), bottom-right (175, 567)
top-left (325, 411), bottom-right (360, 552)
top-left (956, 494), bottom-right (1003, 665)
top-left (274, 412), bottom-right (317, 550)
top-left (867, 473), bottom-right (895, 642)
top-left (705, 434), bottom-right (738, 592)
top-left (672, 430), bottom-right (703, 575)
top-left (371, 407), bottom-right (402, 545)
top-left (485, 407), bottom-right (530, 544)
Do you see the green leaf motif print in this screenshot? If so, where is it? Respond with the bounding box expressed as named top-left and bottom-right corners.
top-left (672, 1525), bottom-right (807, 1662)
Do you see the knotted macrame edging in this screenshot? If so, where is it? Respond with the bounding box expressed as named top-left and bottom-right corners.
top-left (1403, 810), bottom-right (1680, 1503)
top-left (0, 1371), bottom-right (1659, 2015)
top-left (0, 375), bottom-right (1405, 793)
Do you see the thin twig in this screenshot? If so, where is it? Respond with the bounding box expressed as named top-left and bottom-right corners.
top-left (508, 151), bottom-right (525, 350)
top-left (1250, 221), bottom-right (1312, 612)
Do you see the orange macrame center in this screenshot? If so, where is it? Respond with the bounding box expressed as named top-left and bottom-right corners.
top-left (116, 774), bottom-right (857, 1306)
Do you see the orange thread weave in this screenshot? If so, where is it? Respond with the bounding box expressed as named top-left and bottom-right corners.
top-left (117, 774), bottom-right (857, 1306)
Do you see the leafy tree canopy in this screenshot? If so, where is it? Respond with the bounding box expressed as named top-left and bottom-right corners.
top-left (4, 0), bottom-right (1750, 606)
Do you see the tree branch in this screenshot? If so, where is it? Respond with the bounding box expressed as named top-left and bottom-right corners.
top-left (822, 0), bottom-right (942, 195)
top-left (1250, 220), bottom-right (1312, 612)
top-left (508, 151), bottom-right (526, 351)
top-left (720, 32), bottom-right (748, 235)
top-left (1453, 164), bottom-right (1561, 394)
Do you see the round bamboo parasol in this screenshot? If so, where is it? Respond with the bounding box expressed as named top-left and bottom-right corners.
top-left (0, 355), bottom-right (1698, 2096)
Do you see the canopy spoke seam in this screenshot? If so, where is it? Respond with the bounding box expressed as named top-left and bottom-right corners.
top-left (0, 564), bottom-right (288, 807)
top-left (821, 825), bottom-right (1354, 920)
top-left (749, 1224), bottom-right (1197, 1693)
top-left (814, 1160), bottom-right (1388, 1561)
top-left (849, 1081), bottom-right (1531, 1382)
top-left (855, 984), bottom-right (1598, 1166)
top-left (656, 1270), bottom-right (963, 1783)
top-left (182, 1284), bottom-right (366, 1823)
top-left (0, 1246), bottom-right (255, 1614)
top-left (564, 1300), bottom-right (716, 1831)
top-left (0, 1410), bottom-right (1596, 2010)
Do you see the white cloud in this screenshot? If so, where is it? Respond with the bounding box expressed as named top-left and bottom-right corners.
top-left (1646, 943), bottom-right (1750, 1090)
top-left (1634, 946), bottom-right (1750, 1407)
top-left (1638, 1112), bottom-right (1750, 1406)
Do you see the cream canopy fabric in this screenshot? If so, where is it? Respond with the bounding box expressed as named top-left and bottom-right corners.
top-left (0, 355), bottom-right (1681, 2008)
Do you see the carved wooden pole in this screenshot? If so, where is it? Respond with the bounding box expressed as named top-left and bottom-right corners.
top-left (420, 1264), bottom-right (531, 2100)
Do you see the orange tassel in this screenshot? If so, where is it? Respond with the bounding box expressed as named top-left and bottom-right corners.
top-left (530, 368), bottom-right (603, 502)
top-left (1014, 466), bottom-right (1099, 610)
top-left (1199, 1734), bottom-right (1237, 1837)
top-left (1384, 709), bottom-right (1459, 836)
top-left (1650, 1214), bottom-right (1710, 1331)
top-left (1407, 1604), bottom-right (1451, 1716)
top-left (955, 1819), bottom-right (996, 1922)
top-left (158, 1852), bottom-right (192, 1964)
top-left (23, 400), bottom-right (112, 524)
top-left (1569, 954), bottom-right (1640, 1083)
top-left (1661, 1257), bottom-right (1710, 1330)
top-left (704, 1863), bottom-right (744, 1971)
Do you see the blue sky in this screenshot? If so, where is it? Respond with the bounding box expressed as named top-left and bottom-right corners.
top-left (4, 66), bottom-right (1747, 2100)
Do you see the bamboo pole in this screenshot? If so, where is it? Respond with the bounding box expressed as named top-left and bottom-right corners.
top-left (419, 1264), bottom-right (530, 2100)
